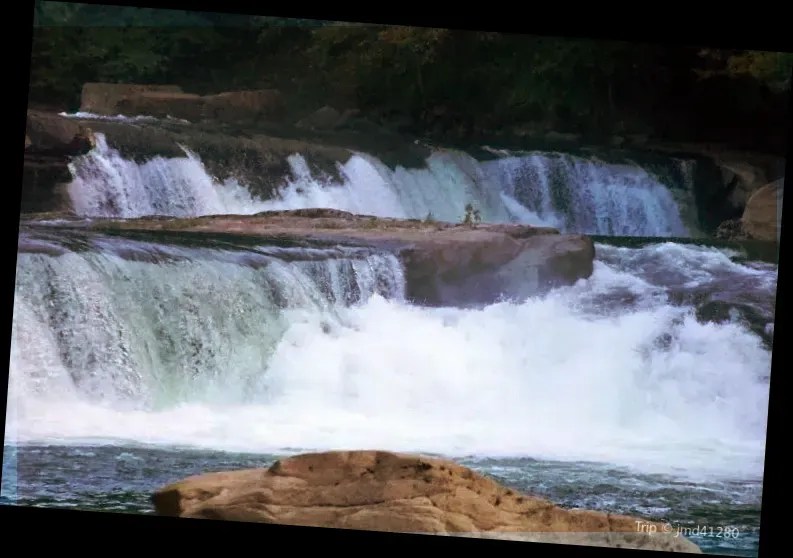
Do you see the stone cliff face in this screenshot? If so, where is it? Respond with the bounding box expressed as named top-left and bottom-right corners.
top-left (151, 450), bottom-right (701, 553)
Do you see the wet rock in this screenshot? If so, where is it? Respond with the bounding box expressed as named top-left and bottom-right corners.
top-left (695, 300), bottom-right (773, 348)
top-left (714, 218), bottom-right (747, 241)
top-left (152, 450), bottom-right (701, 553)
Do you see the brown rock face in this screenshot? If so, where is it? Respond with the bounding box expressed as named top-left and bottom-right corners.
top-left (152, 450), bottom-right (701, 553)
top-left (741, 179), bottom-right (783, 242)
top-left (80, 83), bottom-right (184, 115)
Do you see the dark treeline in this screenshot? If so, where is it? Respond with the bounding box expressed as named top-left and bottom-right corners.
top-left (29, 2), bottom-right (792, 153)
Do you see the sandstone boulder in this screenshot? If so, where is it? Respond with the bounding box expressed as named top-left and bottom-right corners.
top-left (741, 179), bottom-right (784, 242)
top-left (152, 450), bottom-right (701, 553)
top-left (202, 89), bottom-right (285, 122)
top-left (116, 92), bottom-right (206, 122)
top-left (80, 83), bottom-right (183, 115)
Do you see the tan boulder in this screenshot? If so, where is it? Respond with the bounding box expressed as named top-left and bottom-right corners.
top-left (80, 83), bottom-right (183, 115)
top-left (741, 179), bottom-right (784, 242)
top-left (152, 450), bottom-right (700, 553)
top-left (202, 89), bottom-right (284, 122)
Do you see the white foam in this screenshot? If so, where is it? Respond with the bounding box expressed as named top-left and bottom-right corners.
top-left (6, 251), bottom-right (772, 482)
top-left (65, 136), bottom-right (690, 235)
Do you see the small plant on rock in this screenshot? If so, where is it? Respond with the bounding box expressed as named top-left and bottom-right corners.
top-left (463, 203), bottom-right (482, 225)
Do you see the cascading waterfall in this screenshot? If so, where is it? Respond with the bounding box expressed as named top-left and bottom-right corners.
top-left (66, 133), bottom-right (691, 236)
top-left (9, 233), bottom-right (405, 414)
top-left (67, 134), bottom-right (273, 217)
top-left (478, 154), bottom-right (690, 236)
top-left (8, 228), bottom-right (773, 480)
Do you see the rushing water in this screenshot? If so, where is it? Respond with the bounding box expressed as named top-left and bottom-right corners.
top-left (8, 114), bottom-right (778, 556)
top-left (66, 131), bottom-right (691, 236)
top-left (4, 223), bottom-right (775, 556)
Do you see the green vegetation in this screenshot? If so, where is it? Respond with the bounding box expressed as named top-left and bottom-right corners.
top-left (29, 2), bottom-right (791, 153)
top-left (463, 203), bottom-right (482, 225)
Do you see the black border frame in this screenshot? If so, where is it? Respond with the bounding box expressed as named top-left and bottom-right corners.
top-left (5, 2), bottom-right (790, 556)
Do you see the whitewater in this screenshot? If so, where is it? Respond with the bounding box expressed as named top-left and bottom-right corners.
top-left (6, 123), bottom-right (776, 555)
top-left (67, 132), bottom-right (691, 237)
top-left (7, 228), bottom-right (773, 483)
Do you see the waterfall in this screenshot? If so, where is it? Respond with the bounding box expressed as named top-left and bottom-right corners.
top-left (65, 133), bottom-right (691, 236)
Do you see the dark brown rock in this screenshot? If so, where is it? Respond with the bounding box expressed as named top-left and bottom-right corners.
top-left (116, 92), bottom-right (206, 122)
top-left (296, 106), bottom-right (343, 130)
top-left (202, 89), bottom-right (284, 123)
top-left (22, 111), bottom-right (97, 213)
top-left (152, 450), bottom-right (701, 553)
top-left (26, 110), bottom-right (95, 156)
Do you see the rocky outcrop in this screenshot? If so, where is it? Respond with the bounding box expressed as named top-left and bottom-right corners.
top-left (80, 83), bottom-right (184, 115)
top-left (86, 209), bottom-right (595, 306)
top-left (741, 179), bottom-right (783, 242)
top-left (202, 90), bottom-right (285, 122)
top-left (296, 106), bottom-right (361, 131)
top-left (714, 178), bottom-right (784, 243)
top-left (152, 450), bottom-right (701, 553)
top-left (26, 110), bottom-right (95, 156)
top-left (22, 111), bottom-right (97, 213)
top-left (116, 91), bottom-right (206, 122)
top-left (81, 82), bottom-right (285, 124)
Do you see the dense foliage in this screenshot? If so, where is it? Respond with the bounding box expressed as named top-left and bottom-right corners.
top-left (29, 2), bottom-right (791, 151)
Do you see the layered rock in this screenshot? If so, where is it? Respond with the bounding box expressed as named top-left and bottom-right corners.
top-left (87, 209), bottom-right (595, 305)
top-left (152, 450), bottom-right (701, 553)
top-left (23, 111), bottom-right (96, 213)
